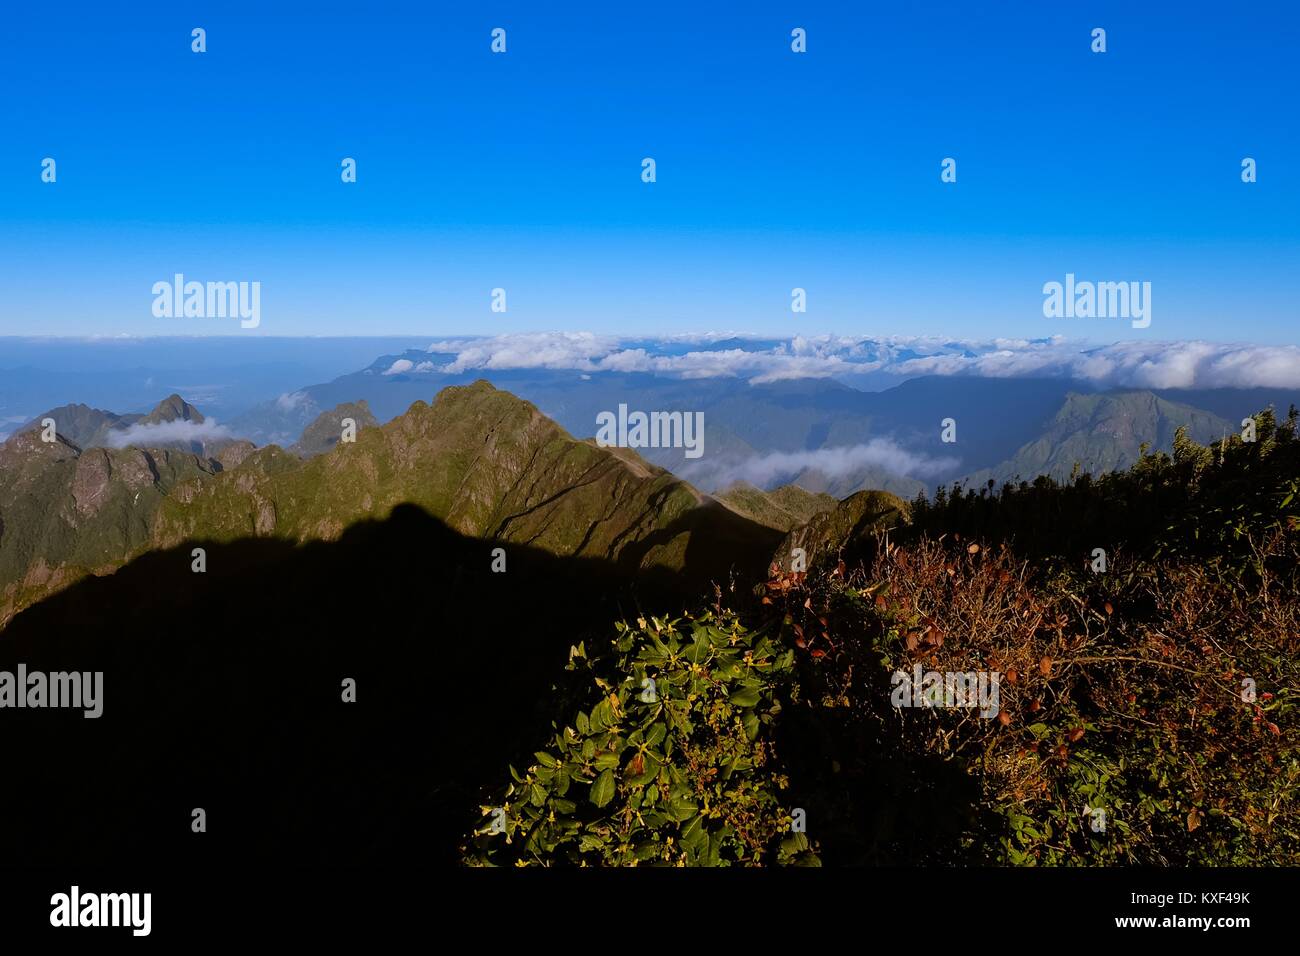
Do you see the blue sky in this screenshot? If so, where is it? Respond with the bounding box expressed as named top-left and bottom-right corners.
top-left (0, 1), bottom-right (1296, 341)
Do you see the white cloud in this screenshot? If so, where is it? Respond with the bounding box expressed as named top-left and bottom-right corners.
top-left (382, 359), bottom-right (415, 376)
top-left (416, 333), bottom-right (1300, 390)
top-left (892, 340), bottom-right (1300, 389)
top-left (276, 390), bottom-right (314, 411)
top-left (683, 440), bottom-right (959, 490)
top-left (107, 419), bottom-right (232, 448)
top-left (741, 441), bottom-right (955, 484)
top-left (429, 332), bottom-right (621, 373)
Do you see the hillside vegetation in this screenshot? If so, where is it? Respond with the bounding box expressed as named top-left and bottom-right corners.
top-left (714, 481), bottom-right (837, 532)
top-left (463, 408), bottom-right (1299, 865)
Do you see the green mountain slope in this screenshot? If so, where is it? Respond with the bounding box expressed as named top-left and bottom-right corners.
top-left (961, 391), bottom-right (1233, 486)
top-left (0, 428), bottom-right (219, 625)
top-left (153, 381), bottom-right (780, 581)
top-left (714, 481), bottom-right (837, 531)
top-left (787, 464), bottom-right (927, 501)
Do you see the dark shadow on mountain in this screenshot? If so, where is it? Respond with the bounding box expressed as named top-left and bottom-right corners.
top-left (615, 497), bottom-right (782, 586)
top-left (0, 503), bottom-right (774, 867)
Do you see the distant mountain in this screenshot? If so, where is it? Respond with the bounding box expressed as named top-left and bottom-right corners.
top-left (229, 391), bottom-right (324, 447)
top-left (0, 393), bottom-right (263, 625)
top-left (228, 362), bottom-right (1078, 490)
top-left (17, 394), bottom-right (236, 458)
top-left (9, 351), bottom-right (1296, 627)
top-left (290, 400), bottom-right (378, 458)
top-left (962, 391), bottom-right (1234, 487)
top-left (228, 355), bottom-right (1298, 500)
top-left (780, 464), bottom-right (927, 501)
top-left (714, 482), bottom-right (837, 532)
top-left (1149, 387), bottom-right (1300, 425)
top-left (0, 335), bottom-right (431, 437)
top-left (14, 403), bottom-right (141, 449)
top-left (140, 394), bottom-right (204, 425)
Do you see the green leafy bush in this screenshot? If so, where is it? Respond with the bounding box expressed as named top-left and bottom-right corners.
top-left (462, 611), bottom-right (818, 866)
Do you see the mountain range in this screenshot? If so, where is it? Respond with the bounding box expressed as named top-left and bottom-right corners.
top-left (6, 365), bottom-right (1298, 628)
top-left (0, 383), bottom-right (802, 628)
top-left (227, 349), bottom-right (1300, 495)
top-left (7, 338), bottom-right (1298, 505)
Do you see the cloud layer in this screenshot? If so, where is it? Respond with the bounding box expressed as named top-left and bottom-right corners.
top-left (686, 440), bottom-right (960, 490)
top-left (107, 419), bottom-right (232, 448)
top-left (417, 333), bottom-right (1300, 390)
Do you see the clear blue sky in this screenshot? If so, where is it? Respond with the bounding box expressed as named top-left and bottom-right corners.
top-left (0, 1), bottom-right (1296, 341)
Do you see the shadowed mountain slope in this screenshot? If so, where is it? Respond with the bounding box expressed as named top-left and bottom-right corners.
top-left (0, 505), bottom-right (717, 866)
top-left (776, 489), bottom-right (910, 570)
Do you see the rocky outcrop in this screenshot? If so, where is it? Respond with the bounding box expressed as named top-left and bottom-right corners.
top-left (214, 440), bottom-right (257, 472)
top-left (71, 449), bottom-right (114, 517)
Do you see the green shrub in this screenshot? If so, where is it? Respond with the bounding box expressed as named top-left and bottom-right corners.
top-left (462, 610), bottom-right (818, 866)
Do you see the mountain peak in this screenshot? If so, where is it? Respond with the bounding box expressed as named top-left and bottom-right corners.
top-left (291, 400), bottom-right (378, 458)
top-left (9, 403), bottom-right (131, 450)
top-left (143, 395), bottom-right (205, 425)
